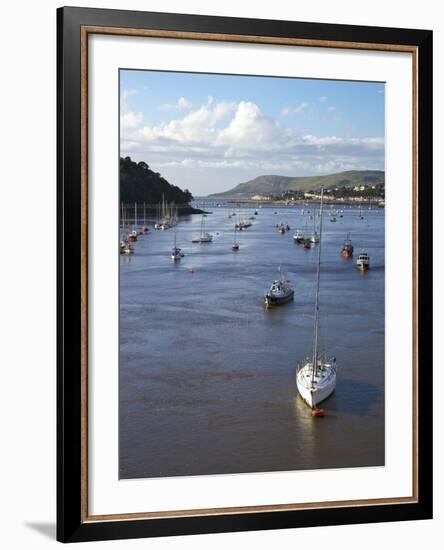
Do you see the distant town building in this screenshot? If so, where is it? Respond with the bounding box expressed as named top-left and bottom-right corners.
top-left (251, 194), bottom-right (271, 201)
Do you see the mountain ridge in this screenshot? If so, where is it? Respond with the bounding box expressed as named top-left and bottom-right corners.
top-left (208, 170), bottom-right (384, 198)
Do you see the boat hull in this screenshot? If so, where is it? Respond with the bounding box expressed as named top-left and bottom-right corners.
top-left (264, 290), bottom-right (294, 307)
top-left (296, 364), bottom-right (336, 408)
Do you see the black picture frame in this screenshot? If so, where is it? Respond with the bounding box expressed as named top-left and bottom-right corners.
top-left (57, 6), bottom-right (433, 543)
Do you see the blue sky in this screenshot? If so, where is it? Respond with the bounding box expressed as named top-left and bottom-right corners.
top-left (120, 69), bottom-right (385, 195)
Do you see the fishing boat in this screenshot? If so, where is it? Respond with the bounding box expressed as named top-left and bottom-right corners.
top-left (341, 233), bottom-right (354, 257)
top-left (171, 228), bottom-right (184, 261)
top-left (232, 224), bottom-right (240, 251)
top-left (296, 186), bottom-right (337, 409)
top-left (264, 267), bottom-right (294, 308)
top-left (357, 250), bottom-right (370, 271)
top-left (192, 215), bottom-right (213, 243)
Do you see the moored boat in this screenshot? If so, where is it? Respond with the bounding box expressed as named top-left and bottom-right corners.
top-left (341, 233), bottom-right (354, 257)
top-left (171, 228), bottom-right (184, 261)
top-left (232, 223), bottom-right (240, 251)
top-left (120, 240), bottom-right (134, 255)
top-left (128, 229), bottom-right (138, 242)
top-left (264, 268), bottom-right (294, 307)
top-left (141, 202), bottom-right (149, 234)
top-left (293, 230), bottom-right (305, 243)
top-left (357, 250), bottom-right (370, 271)
top-left (192, 215), bottom-right (213, 243)
top-left (296, 186), bottom-right (337, 409)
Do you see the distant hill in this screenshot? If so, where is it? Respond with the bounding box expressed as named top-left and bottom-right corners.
top-left (209, 170), bottom-right (384, 198)
top-left (120, 157), bottom-right (193, 204)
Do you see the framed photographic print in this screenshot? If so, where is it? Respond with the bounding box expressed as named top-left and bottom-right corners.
top-left (57, 6), bottom-right (433, 543)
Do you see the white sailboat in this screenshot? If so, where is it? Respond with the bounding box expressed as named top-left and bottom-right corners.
top-left (296, 186), bottom-right (337, 411)
top-left (192, 215), bottom-right (213, 243)
top-left (232, 221), bottom-right (240, 251)
top-left (171, 227), bottom-right (184, 261)
top-left (310, 207), bottom-right (320, 243)
top-left (141, 202), bottom-right (149, 234)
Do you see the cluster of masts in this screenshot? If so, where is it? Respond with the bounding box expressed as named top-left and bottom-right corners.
top-left (154, 195), bottom-right (179, 230)
top-left (291, 208), bottom-right (370, 271)
top-left (120, 199), bottom-right (181, 255)
top-left (120, 202), bottom-right (150, 255)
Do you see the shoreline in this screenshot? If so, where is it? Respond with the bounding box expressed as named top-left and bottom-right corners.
top-left (197, 198), bottom-right (384, 208)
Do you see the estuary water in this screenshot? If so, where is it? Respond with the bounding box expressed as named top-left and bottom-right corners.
top-left (119, 204), bottom-right (385, 479)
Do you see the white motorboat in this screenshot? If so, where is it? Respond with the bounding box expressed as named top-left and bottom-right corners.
top-left (357, 250), bottom-right (370, 271)
top-left (293, 230), bottom-right (305, 243)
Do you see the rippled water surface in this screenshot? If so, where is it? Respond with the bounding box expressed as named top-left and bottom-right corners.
top-left (119, 204), bottom-right (385, 479)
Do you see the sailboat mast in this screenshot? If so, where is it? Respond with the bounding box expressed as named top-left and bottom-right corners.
top-left (311, 186), bottom-right (325, 383)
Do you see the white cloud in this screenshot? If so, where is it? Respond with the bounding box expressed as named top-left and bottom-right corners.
top-left (121, 89), bottom-right (139, 111)
top-left (281, 102), bottom-right (308, 116)
top-left (120, 99), bottom-right (384, 177)
top-left (328, 106), bottom-right (336, 112)
top-left (159, 96), bottom-right (192, 111)
top-left (319, 96), bottom-right (327, 103)
top-left (120, 111), bottom-right (144, 130)
top-left (218, 102), bottom-right (284, 151)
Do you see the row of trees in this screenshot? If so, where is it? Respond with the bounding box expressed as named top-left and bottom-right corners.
top-left (120, 157), bottom-right (193, 204)
top-left (324, 183), bottom-right (385, 199)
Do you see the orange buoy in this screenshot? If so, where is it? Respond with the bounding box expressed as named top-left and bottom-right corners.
top-left (312, 408), bottom-right (325, 417)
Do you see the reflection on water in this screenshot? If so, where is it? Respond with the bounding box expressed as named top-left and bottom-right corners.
top-left (119, 204), bottom-right (384, 479)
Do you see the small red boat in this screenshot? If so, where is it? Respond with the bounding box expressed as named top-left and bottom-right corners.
top-left (311, 408), bottom-right (325, 417)
top-left (341, 234), bottom-right (354, 257)
top-left (128, 230), bottom-right (138, 242)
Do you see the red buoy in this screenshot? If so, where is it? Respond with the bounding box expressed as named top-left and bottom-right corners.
top-left (312, 408), bottom-right (325, 417)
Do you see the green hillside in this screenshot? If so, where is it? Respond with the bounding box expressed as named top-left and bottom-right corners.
top-left (209, 170), bottom-right (384, 198)
top-left (120, 157), bottom-right (193, 204)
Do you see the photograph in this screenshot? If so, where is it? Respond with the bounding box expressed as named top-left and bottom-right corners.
top-left (118, 69), bottom-right (386, 479)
